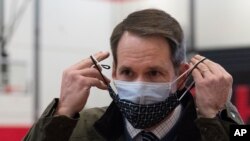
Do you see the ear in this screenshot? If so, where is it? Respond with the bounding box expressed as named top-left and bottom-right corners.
top-left (176, 63), bottom-right (189, 90)
top-left (112, 62), bottom-right (117, 79)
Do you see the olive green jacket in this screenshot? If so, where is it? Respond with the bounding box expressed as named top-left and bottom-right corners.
top-left (24, 91), bottom-right (243, 141)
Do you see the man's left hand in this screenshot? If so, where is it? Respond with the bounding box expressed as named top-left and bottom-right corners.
top-left (190, 55), bottom-right (233, 118)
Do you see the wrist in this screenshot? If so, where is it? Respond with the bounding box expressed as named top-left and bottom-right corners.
top-left (55, 106), bottom-right (76, 118)
top-left (197, 108), bottom-right (219, 119)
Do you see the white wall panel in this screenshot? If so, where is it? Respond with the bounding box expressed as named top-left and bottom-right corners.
top-left (196, 0), bottom-right (250, 49)
top-left (40, 0), bottom-right (113, 111)
top-left (0, 0), bottom-right (33, 125)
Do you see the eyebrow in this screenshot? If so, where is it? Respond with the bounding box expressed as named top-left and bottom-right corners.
top-left (118, 66), bottom-right (131, 71)
top-left (118, 65), bottom-right (168, 72)
top-left (147, 66), bottom-right (167, 71)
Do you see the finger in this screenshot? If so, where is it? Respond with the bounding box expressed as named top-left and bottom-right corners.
top-left (86, 77), bottom-right (108, 90)
top-left (194, 55), bottom-right (222, 75)
top-left (78, 68), bottom-right (111, 83)
top-left (92, 64), bottom-right (103, 72)
top-left (189, 62), bottom-right (203, 81)
top-left (72, 51), bottom-right (110, 69)
top-left (215, 63), bottom-right (233, 83)
top-left (191, 57), bottom-right (212, 77)
top-left (192, 68), bottom-right (203, 82)
top-left (215, 63), bottom-right (228, 74)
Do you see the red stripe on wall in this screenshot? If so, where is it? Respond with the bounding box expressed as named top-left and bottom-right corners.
top-left (0, 126), bottom-right (30, 141)
top-left (104, 0), bottom-right (137, 2)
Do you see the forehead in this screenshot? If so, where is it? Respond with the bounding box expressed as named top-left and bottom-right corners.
top-left (116, 31), bottom-right (173, 67)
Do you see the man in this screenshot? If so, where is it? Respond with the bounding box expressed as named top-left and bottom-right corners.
top-left (24, 9), bottom-right (243, 141)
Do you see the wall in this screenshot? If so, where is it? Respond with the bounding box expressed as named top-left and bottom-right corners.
top-left (40, 0), bottom-right (113, 112)
top-left (195, 0), bottom-right (250, 49)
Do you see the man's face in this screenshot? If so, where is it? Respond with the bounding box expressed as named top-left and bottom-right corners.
top-left (112, 31), bottom-right (177, 83)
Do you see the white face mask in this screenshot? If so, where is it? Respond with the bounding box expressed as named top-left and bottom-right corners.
top-left (113, 80), bottom-right (174, 104)
top-left (113, 71), bottom-right (187, 105)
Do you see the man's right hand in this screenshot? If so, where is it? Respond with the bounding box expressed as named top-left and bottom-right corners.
top-left (55, 51), bottom-right (110, 117)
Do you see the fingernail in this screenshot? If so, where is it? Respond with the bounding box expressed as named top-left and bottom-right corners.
top-left (194, 54), bottom-right (199, 58)
top-left (102, 51), bottom-right (109, 55)
top-left (197, 54), bottom-right (203, 58)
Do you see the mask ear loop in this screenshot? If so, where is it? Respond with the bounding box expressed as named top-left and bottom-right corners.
top-left (90, 55), bottom-right (118, 99)
top-left (90, 55), bottom-right (110, 85)
top-left (178, 57), bottom-right (207, 101)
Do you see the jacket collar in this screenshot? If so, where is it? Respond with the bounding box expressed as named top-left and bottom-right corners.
top-left (94, 101), bottom-right (124, 141)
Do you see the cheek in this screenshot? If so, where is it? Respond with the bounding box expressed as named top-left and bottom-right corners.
top-left (154, 74), bottom-right (173, 83)
top-left (160, 75), bottom-right (171, 82)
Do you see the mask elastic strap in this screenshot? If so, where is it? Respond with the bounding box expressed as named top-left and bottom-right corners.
top-left (177, 57), bottom-right (207, 101)
top-left (90, 55), bottom-right (118, 100)
top-left (178, 81), bottom-right (195, 101)
top-left (172, 66), bottom-right (192, 84)
top-left (172, 57), bottom-right (207, 85)
top-left (90, 55), bottom-right (110, 85)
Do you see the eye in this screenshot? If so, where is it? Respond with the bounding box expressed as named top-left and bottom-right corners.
top-left (148, 70), bottom-right (161, 77)
top-left (120, 69), bottom-right (133, 77)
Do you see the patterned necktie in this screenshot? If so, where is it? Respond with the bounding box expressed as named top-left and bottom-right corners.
top-left (140, 131), bottom-right (159, 141)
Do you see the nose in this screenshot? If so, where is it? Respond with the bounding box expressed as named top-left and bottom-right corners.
top-left (135, 74), bottom-right (147, 82)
